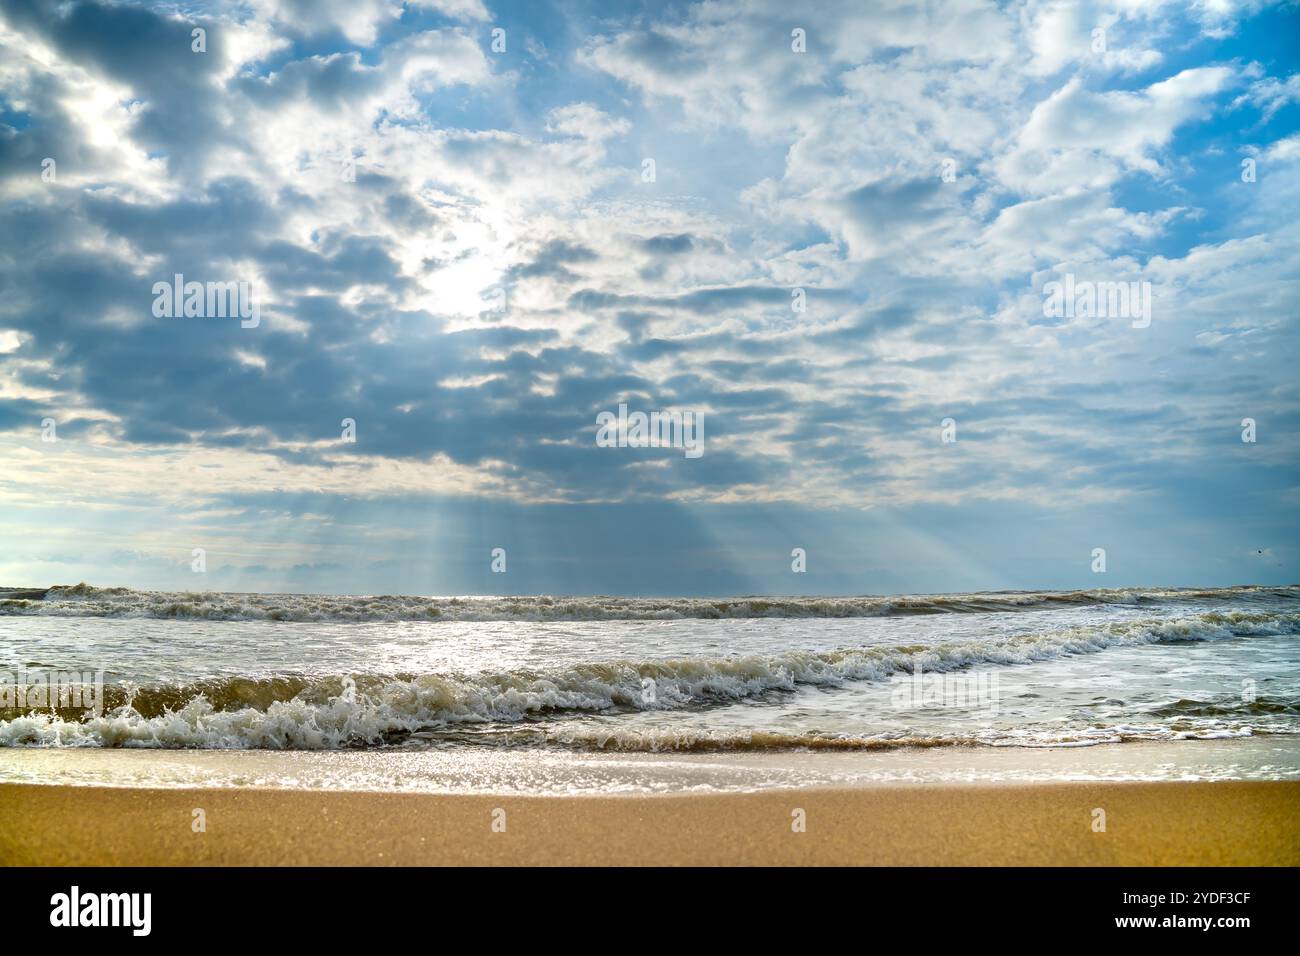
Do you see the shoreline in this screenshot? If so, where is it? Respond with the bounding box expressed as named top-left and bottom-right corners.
top-left (3, 779), bottom-right (1298, 865)
top-left (3, 736), bottom-right (1298, 793)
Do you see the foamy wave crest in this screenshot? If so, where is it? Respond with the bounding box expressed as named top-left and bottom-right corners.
top-left (527, 720), bottom-right (1288, 752)
top-left (3, 609), bottom-right (1295, 749)
top-left (2, 583), bottom-right (1297, 622)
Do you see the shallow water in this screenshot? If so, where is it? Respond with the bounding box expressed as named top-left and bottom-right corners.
top-left (4, 739), bottom-right (1299, 793)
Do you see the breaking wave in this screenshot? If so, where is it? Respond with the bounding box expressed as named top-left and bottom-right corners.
top-left (2, 582), bottom-right (1297, 623)
top-left (3, 608), bottom-right (1296, 749)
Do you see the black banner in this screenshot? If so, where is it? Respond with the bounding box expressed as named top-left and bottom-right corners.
top-left (1, 867), bottom-right (1291, 940)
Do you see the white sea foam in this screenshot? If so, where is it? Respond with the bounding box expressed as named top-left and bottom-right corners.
top-left (533, 722), bottom-right (1273, 753)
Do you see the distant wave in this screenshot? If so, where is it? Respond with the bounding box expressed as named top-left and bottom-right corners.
top-left (3, 609), bottom-right (1296, 749)
top-left (2, 582), bottom-right (1296, 623)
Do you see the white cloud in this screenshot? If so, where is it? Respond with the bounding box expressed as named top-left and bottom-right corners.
top-left (1000, 67), bottom-right (1235, 193)
top-left (1235, 72), bottom-right (1300, 119)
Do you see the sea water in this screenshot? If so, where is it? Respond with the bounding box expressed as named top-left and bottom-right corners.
top-left (1, 585), bottom-right (1296, 769)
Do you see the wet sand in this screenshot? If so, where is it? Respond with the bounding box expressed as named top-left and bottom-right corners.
top-left (3, 780), bottom-right (1297, 866)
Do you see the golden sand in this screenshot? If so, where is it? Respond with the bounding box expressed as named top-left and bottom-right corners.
top-left (2, 780), bottom-right (1297, 866)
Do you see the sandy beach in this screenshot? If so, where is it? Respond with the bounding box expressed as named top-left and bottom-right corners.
top-left (3, 779), bottom-right (1297, 866)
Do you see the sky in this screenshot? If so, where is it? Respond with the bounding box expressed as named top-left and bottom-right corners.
top-left (0, 0), bottom-right (1297, 596)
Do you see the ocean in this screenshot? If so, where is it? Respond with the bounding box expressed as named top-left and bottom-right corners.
top-left (2, 583), bottom-right (1299, 790)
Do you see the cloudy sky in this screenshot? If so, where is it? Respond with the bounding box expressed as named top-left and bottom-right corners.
top-left (0, 0), bottom-right (1296, 596)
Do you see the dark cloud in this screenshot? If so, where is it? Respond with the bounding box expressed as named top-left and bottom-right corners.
top-left (2, 0), bottom-right (237, 180)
